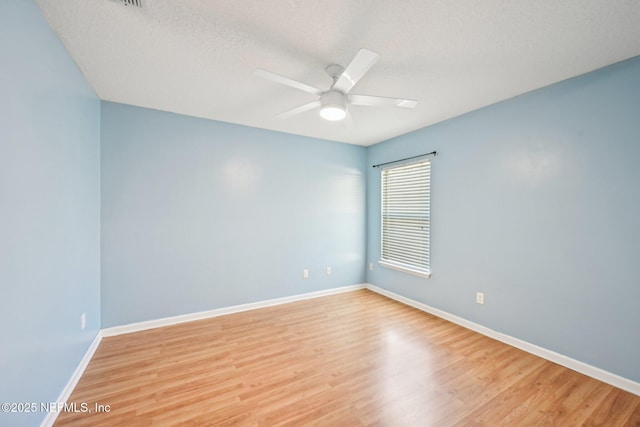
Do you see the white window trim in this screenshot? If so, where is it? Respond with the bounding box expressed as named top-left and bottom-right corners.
top-left (378, 260), bottom-right (431, 279)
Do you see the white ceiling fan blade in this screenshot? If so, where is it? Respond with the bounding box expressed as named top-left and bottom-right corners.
top-left (349, 94), bottom-right (418, 109)
top-left (254, 69), bottom-right (323, 96)
top-left (331, 49), bottom-right (379, 94)
top-left (343, 110), bottom-right (356, 131)
top-left (277, 100), bottom-right (321, 119)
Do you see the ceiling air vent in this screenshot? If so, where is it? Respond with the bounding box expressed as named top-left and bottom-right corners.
top-left (115, 0), bottom-right (142, 7)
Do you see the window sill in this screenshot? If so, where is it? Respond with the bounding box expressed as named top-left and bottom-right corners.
top-left (378, 260), bottom-right (431, 279)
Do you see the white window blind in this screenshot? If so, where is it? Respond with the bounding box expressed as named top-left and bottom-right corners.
top-left (380, 159), bottom-right (431, 278)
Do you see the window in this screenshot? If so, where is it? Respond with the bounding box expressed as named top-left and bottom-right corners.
top-left (380, 159), bottom-right (431, 278)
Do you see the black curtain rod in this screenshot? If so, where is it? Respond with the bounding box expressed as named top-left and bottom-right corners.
top-left (372, 151), bottom-right (437, 168)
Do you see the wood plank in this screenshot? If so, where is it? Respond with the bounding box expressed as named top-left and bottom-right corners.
top-left (54, 289), bottom-right (640, 426)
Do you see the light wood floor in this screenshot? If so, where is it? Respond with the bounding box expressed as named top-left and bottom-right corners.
top-left (55, 289), bottom-right (640, 426)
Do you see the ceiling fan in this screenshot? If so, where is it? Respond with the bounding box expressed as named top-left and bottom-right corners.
top-left (254, 49), bottom-right (417, 127)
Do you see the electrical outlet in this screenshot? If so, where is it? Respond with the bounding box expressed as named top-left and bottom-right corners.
top-left (476, 292), bottom-right (484, 305)
top-left (303, 269), bottom-right (309, 279)
top-left (326, 266), bottom-right (331, 275)
top-left (369, 263), bottom-right (374, 271)
top-left (81, 312), bottom-right (86, 330)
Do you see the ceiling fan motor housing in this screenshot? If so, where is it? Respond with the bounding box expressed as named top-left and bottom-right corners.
top-left (320, 91), bottom-right (347, 120)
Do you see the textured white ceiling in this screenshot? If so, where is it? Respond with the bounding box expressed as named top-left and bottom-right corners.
top-left (36, 0), bottom-right (640, 146)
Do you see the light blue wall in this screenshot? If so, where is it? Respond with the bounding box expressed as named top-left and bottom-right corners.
top-left (366, 56), bottom-right (640, 382)
top-left (101, 102), bottom-right (366, 327)
top-left (0, 1), bottom-right (101, 426)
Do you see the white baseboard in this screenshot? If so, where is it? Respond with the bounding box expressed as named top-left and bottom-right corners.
top-left (41, 331), bottom-right (103, 427)
top-left (365, 283), bottom-right (640, 397)
top-left (101, 284), bottom-right (366, 337)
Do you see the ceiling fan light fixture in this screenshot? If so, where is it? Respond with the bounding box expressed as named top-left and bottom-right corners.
top-left (320, 91), bottom-right (347, 121)
top-left (320, 106), bottom-right (346, 121)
